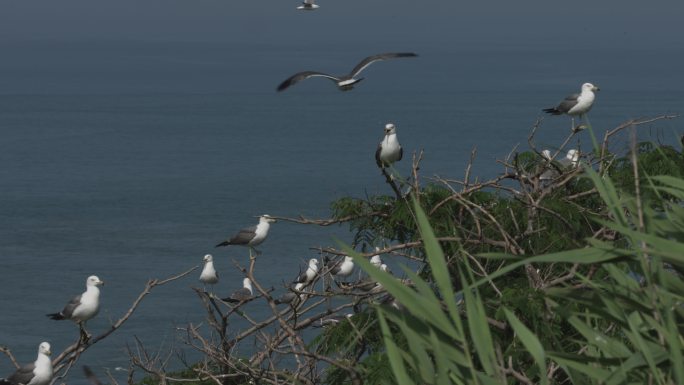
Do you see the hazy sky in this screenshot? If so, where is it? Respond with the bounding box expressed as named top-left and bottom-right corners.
top-left (1, 0), bottom-right (682, 48)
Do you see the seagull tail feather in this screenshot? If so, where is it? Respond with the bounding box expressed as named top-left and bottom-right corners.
top-left (542, 107), bottom-right (563, 115)
top-left (215, 241), bottom-right (231, 247)
top-left (1, 378), bottom-right (14, 385)
top-left (46, 312), bottom-right (66, 320)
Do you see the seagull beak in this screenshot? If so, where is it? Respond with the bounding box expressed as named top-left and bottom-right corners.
top-left (98, 280), bottom-right (105, 286)
top-left (593, 86), bottom-right (600, 92)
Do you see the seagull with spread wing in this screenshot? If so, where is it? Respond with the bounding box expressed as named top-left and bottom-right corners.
top-left (277, 52), bottom-right (418, 92)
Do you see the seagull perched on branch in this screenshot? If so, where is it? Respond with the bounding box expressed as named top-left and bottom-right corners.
top-left (215, 215), bottom-right (276, 254)
top-left (223, 278), bottom-right (253, 303)
top-left (543, 83), bottom-right (600, 132)
top-left (297, 0), bottom-right (319, 10)
top-left (540, 149), bottom-right (580, 182)
top-left (277, 52), bottom-right (418, 92)
top-left (46, 275), bottom-right (104, 339)
top-left (294, 258), bottom-right (319, 284)
top-left (0, 342), bottom-right (53, 385)
top-left (376, 123), bottom-right (403, 168)
top-left (325, 255), bottom-right (354, 278)
top-left (275, 282), bottom-right (305, 305)
top-left (199, 254), bottom-right (219, 291)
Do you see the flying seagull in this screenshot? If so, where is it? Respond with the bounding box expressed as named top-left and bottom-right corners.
top-left (215, 215), bottom-right (276, 253)
top-left (223, 278), bottom-right (253, 303)
top-left (277, 52), bottom-right (418, 92)
top-left (325, 255), bottom-right (354, 278)
top-left (376, 123), bottom-right (403, 168)
top-left (294, 258), bottom-right (319, 284)
top-left (543, 83), bottom-right (600, 132)
top-left (199, 254), bottom-right (219, 291)
top-left (0, 342), bottom-right (52, 385)
top-left (297, 0), bottom-right (319, 10)
top-left (47, 275), bottom-right (104, 338)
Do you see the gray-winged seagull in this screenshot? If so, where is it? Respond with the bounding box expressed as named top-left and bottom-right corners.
top-left (297, 0), bottom-right (319, 10)
top-left (223, 278), bottom-right (253, 303)
top-left (376, 123), bottom-right (403, 168)
top-left (47, 275), bottom-right (104, 339)
top-left (0, 342), bottom-right (52, 385)
top-left (199, 254), bottom-right (219, 291)
top-left (294, 258), bottom-right (319, 284)
top-left (274, 282), bottom-right (305, 305)
top-left (543, 83), bottom-right (600, 132)
top-left (215, 215), bottom-right (276, 254)
top-left (540, 149), bottom-right (580, 182)
top-left (277, 52), bottom-right (418, 92)
top-left (325, 255), bottom-right (354, 278)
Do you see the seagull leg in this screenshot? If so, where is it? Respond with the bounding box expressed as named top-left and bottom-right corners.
top-left (79, 323), bottom-right (92, 343)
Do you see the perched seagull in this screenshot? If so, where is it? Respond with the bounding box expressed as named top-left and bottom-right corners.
top-left (540, 149), bottom-right (580, 182)
top-left (0, 342), bottom-right (53, 385)
top-left (223, 278), bottom-right (253, 303)
top-left (199, 254), bottom-right (219, 290)
top-left (215, 215), bottom-right (276, 253)
top-left (47, 275), bottom-right (104, 338)
top-left (275, 282), bottom-right (305, 305)
top-left (297, 0), bottom-right (319, 10)
top-left (294, 258), bottom-right (319, 284)
top-left (277, 52), bottom-right (418, 92)
top-left (325, 255), bottom-right (354, 278)
top-left (543, 83), bottom-right (600, 131)
top-left (376, 123), bottom-right (403, 168)
top-left (370, 248), bottom-right (383, 268)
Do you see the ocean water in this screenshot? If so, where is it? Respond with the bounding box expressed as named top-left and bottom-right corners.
top-left (0, 41), bottom-right (682, 382)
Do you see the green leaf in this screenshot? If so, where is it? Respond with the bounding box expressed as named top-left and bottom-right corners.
top-left (504, 308), bottom-right (548, 385)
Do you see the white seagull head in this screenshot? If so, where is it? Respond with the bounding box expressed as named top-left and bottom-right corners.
top-left (566, 149), bottom-right (580, 165)
top-left (87, 275), bottom-right (104, 287)
top-left (38, 342), bottom-right (52, 356)
top-left (203, 254), bottom-right (213, 263)
top-left (309, 258), bottom-right (319, 266)
top-left (259, 215), bottom-right (277, 224)
top-left (243, 277), bottom-right (253, 291)
top-left (582, 83), bottom-right (600, 93)
top-left (384, 123), bottom-right (396, 135)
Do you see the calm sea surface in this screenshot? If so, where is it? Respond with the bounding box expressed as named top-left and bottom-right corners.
top-left (1, 41), bottom-right (682, 382)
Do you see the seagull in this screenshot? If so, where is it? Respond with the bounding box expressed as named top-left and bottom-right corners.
top-left (543, 83), bottom-right (600, 132)
top-left (199, 254), bottom-right (219, 290)
top-left (325, 255), bottom-right (354, 278)
top-left (376, 123), bottom-right (403, 168)
top-left (277, 52), bottom-right (418, 92)
top-left (223, 278), bottom-right (253, 303)
top-left (294, 258), bottom-right (319, 284)
top-left (215, 215), bottom-right (276, 253)
top-left (47, 275), bottom-right (104, 338)
top-left (540, 149), bottom-right (580, 182)
top-left (274, 282), bottom-right (305, 305)
top-left (370, 248), bottom-right (383, 268)
top-left (296, 0), bottom-right (319, 10)
top-left (0, 342), bottom-right (53, 385)
top-left (313, 313), bottom-right (353, 328)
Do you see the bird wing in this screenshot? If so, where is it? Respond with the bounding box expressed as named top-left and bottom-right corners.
top-left (349, 52), bottom-right (418, 78)
top-left (230, 288), bottom-right (253, 302)
top-left (61, 294), bottom-right (83, 319)
top-left (277, 71), bottom-right (341, 92)
top-left (398, 146), bottom-right (403, 162)
top-left (228, 225), bottom-right (258, 245)
top-left (555, 93), bottom-right (580, 113)
top-left (7, 363), bottom-right (36, 385)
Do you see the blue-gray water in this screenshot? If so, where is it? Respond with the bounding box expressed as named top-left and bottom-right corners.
top-left (1, 41), bottom-right (682, 382)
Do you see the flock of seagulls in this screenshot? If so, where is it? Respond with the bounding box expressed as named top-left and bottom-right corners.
top-left (1, 4), bottom-right (603, 381)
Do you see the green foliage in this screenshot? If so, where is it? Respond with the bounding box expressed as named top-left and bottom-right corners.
top-left (344, 141), bottom-right (684, 384)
